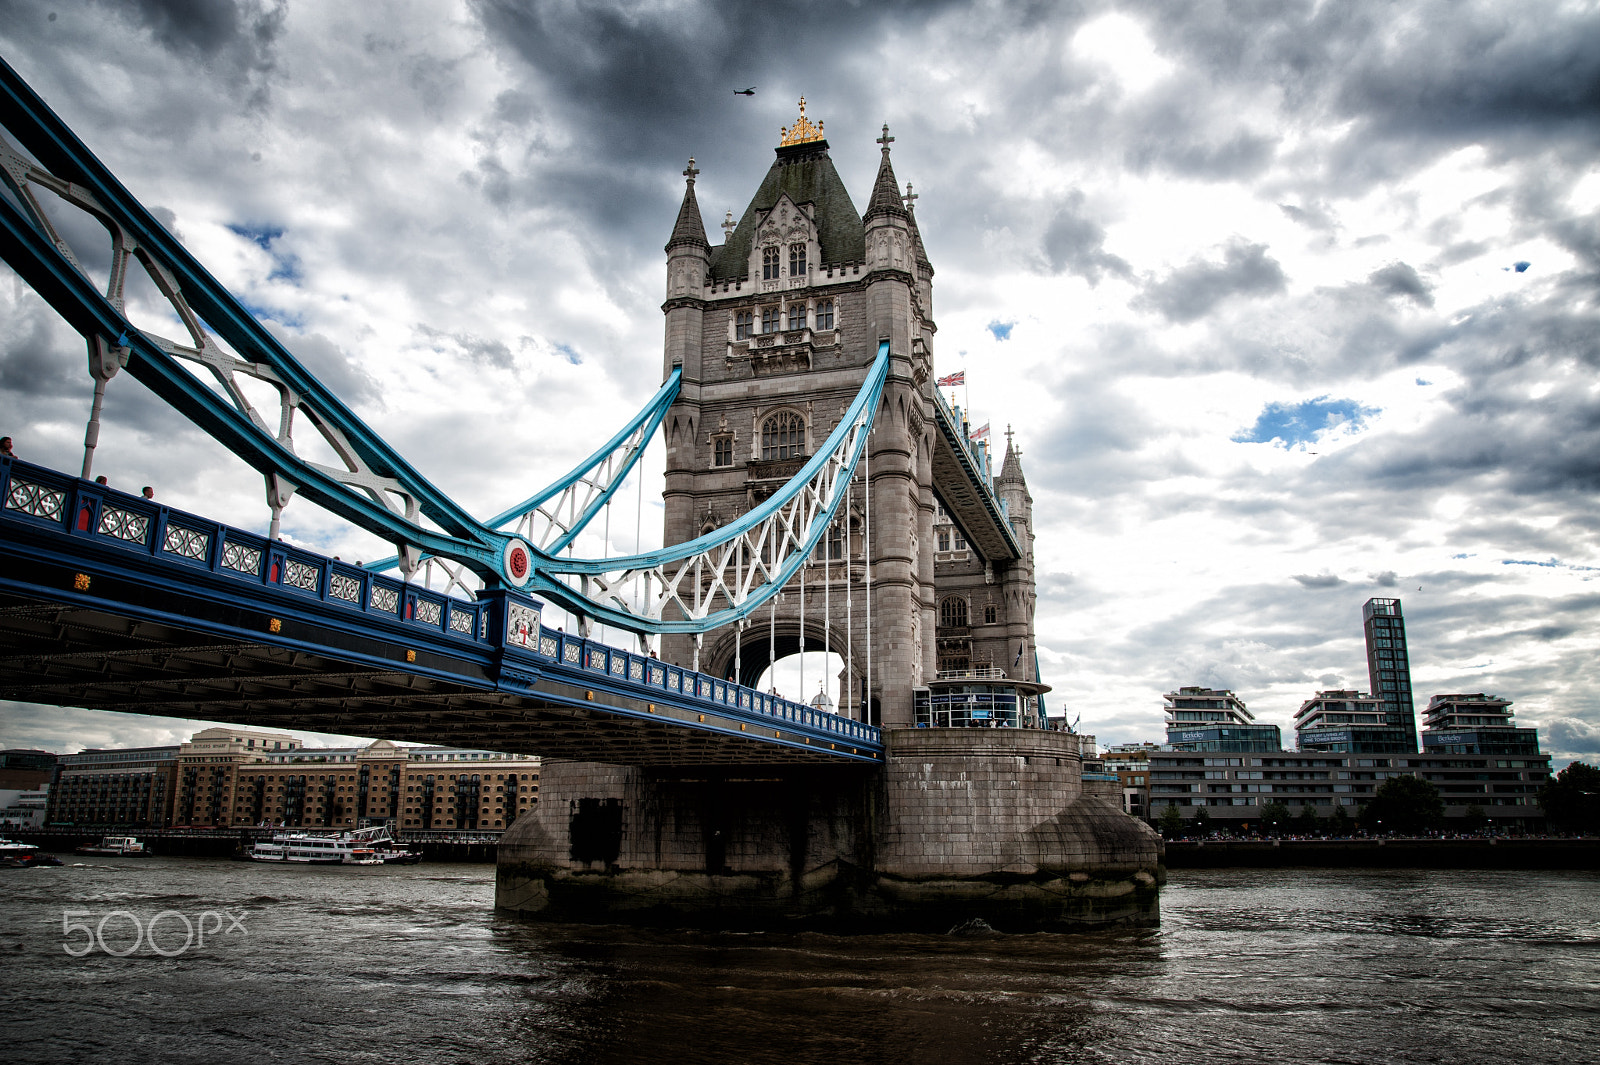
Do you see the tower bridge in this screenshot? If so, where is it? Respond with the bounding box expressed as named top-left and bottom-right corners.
top-left (0, 65), bottom-right (1160, 931)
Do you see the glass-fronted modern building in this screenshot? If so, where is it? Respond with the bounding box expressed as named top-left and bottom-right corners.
top-left (1363, 598), bottom-right (1419, 750)
top-left (1295, 689), bottom-right (1416, 753)
top-left (1163, 686), bottom-right (1282, 753)
top-left (1420, 693), bottom-right (1542, 756)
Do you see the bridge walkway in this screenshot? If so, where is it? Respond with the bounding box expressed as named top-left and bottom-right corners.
top-left (0, 457), bottom-right (882, 766)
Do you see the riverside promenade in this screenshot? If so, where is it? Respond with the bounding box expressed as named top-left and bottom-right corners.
top-left (1166, 837), bottom-right (1599, 869)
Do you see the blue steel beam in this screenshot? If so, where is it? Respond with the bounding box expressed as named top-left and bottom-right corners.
top-left (0, 56), bottom-right (516, 583)
top-left (0, 455), bottom-right (883, 763)
top-left (367, 366), bottom-right (682, 573)
top-left (523, 342), bottom-right (890, 634)
top-left (0, 56), bottom-right (888, 636)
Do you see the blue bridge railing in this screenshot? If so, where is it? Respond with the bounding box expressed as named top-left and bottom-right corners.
top-left (0, 456), bottom-right (882, 758)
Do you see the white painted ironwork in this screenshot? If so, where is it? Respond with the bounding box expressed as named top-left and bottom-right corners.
top-left (97, 506), bottom-right (149, 544)
top-left (329, 572), bottom-right (362, 603)
top-left (540, 388), bottom-right (876, 633)
top-left (282, 559), bottom-right (319, 592)
top-left (0, 131), bottom-right (431, 573)
top-left (220, 541), bottom-right (262, 575)
top-left (162, 525), bottom-right (210, 560)
top-left (5, 479), bottom-right (65, 521)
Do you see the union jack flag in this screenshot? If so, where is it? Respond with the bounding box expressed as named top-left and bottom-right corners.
top-left (936, 371), bottom-right (965, 387)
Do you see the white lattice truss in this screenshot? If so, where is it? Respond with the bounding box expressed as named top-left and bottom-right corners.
top-left (552, 404), bottom-right (872, 631)
top-left (0, 132), bottom-right (431, 570)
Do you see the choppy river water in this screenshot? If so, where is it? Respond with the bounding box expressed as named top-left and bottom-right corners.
top-left (2, 858), bottom-right (1596, 1064)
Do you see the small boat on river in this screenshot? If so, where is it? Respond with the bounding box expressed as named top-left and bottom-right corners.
top-left (75, 835), bottom-right (149, 856)
top-left (0, 839), bottom-right (63, 867)
top-left (248, 825), bottom-right (407, 865)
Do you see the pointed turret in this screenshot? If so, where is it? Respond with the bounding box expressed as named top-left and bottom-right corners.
top-left (864, 124), bottom-right (907, 222)
top-left (904, 183), bottom-right (932, 269)
top-left (999, 427), bottom-right (1027, 487)
top-left (666, 157), bottom-right (710, 252)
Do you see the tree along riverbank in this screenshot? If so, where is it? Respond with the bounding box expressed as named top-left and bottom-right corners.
top-left (1164, 837), bottom-right (1599, 869)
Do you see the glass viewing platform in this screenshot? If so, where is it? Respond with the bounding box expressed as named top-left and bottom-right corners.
top-left (913, 669), bottom-right (1052, 729)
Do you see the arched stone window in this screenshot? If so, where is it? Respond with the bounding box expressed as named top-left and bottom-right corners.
top-left (762, 245), bottom-right (780, 280)
top-left (761, 411), bottom-right (805, 461)
top-left (816, 298), bottom-right (835, 331)
top-left (984, 604), bottom-right (998, 625)
top-left (940, 596), bottom-right (969, 629)
top-left (826, 518), bottom-right (844, 560)
top-left (789, 242), bottom-right (807, 276)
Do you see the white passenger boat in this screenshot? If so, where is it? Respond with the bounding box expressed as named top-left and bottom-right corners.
top-left (0, 838), bottom-right (62, 866)
top-left (249, 826), bottom-right (391, 865)
top-left (75, 835), bottom-right (149, 856)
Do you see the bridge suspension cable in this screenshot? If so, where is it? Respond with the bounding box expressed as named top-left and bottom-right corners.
top-left (520, 342), bottom-right (889, 637)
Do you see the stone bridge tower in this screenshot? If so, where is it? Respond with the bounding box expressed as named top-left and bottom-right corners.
top-left (658, 100), bottom-right (1037, 728)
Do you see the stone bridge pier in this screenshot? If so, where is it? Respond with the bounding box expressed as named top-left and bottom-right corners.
top-left (496, 728), bottom-right (1163, 932)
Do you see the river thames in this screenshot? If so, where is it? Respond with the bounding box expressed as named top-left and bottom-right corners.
top-left (2, 859), bottom-right (1596, 1064)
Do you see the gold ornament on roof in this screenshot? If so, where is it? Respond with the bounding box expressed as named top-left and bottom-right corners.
top-left (779, 97), bottom-right (825, 146)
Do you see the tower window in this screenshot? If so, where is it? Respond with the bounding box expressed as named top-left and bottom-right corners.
top-left (937, 530), bottom-right (950, 552)
top-left (762, 246), bottom-right (780, 280)
top-left (789, 243), bottom-right (807, 276)
top-left (816, 299), bottom-right (834, 331)
top-left (940, 597), bottom-right (969, 629)
top-left (734, 310), bottom-right (752, 340)
top-left (826, 520), bottom-right (844, 560)
top-left (713, 436), bottom-right (734, 467)
top-left (761, 306), bottom-right (781, 333)
top-left (985, 605), bottom-right (997, 625)
top-left (787, 304), bottom-right (806, 330)
top-left (761, 411), bottom-right (805, 461)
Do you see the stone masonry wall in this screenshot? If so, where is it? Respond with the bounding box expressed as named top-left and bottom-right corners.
top-left (498, 729), bottom-right (1163, 931)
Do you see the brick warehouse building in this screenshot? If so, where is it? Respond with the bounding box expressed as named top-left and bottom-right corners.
top-left (47, 727), bottom-right (539, 832)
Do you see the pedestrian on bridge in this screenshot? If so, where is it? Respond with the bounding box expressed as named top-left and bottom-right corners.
top-left (0, 436), bottom-right (13, 457)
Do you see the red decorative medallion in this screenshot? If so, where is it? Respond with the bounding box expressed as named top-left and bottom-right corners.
top-left (508, 545), bottom-right (529, 580)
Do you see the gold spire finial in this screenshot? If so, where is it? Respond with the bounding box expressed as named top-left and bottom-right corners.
top-left (779, 96), bottom-right (825, 147)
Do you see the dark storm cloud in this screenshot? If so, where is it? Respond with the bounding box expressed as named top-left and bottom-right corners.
top-left (413, 324), bottom-right (514, 372)
top-left (1042, 190), bottom-right (1131, 284)
top-left (464, 0), bottom-right (996, 260)
top-left (265, 326), bottom-right (383, 408)
top-left (100, 0), bottom-right (286, 105)
top-left (1132, 0), bottom-right (1600, 190)
top-left (1344, 309), bottom-right (1600, 499)
top-left (1137, 240), bottom-right (1287, 324)
top-left (1279, 201), bottom-right (1338, 233)
top-left (1368, 262), bottom-right (1434, 307)
top-left (0, 288), bottom-right (81, 398)
top-left (1544, 717), bottom-right (1600, 765)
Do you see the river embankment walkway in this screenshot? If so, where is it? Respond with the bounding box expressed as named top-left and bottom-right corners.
top-left (1165, 837), bottom-right (1599, 869)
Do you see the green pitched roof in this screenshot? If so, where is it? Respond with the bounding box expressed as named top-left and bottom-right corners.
top-left (709, 142), bottom-right (865, 280)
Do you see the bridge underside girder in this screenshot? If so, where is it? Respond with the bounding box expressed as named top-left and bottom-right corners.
top-left (930, 398), bottom-right (1021, 565)
top-left (0, 595), bottom-right (861, 766)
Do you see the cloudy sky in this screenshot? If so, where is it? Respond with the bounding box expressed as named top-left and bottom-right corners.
top-left (1, 0), bottom-right (1597, 767)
